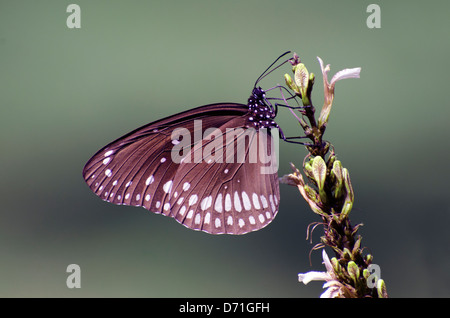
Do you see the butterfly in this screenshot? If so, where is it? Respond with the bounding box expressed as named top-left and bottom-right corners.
top-left (82, 52), bottom-right (301, 235)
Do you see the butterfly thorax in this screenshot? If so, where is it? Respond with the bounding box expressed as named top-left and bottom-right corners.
top-left (247, 86), bottom-right (278, 129)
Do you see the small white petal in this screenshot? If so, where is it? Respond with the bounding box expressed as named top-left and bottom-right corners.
top-left (298, 271), bottom-right (332, 285)
top-left (330, 67), bottom-right (361, 86)
top-left (322, 249), bottom-right (333, 273)
top-left (317, 56), bottom-right (330, 76)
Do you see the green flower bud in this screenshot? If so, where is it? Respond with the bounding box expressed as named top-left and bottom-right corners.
top-left (347, 261), bottom-right (360, 284)
top-left (343, 168), bottom-right (354, 202)
top-left (303, 159), bottom-right (315, 182)
top-left (312, 156), bottom-right (326, 190)
top-left (331, 160), bottom-right (344, 199)
top-left (294, 63), bottom-right (309, 95)
top-left (284, 73), bottom-right (300, 95)
top-left (309, 72), bottom-right (315, 84)
top-left (303, 184), bottom-right (320, 205)
top-left (343, 248), bottom-right (352, 261)
top-left (362, 268), bottom-right (370, 280)
top-left (377, 279), bottom-right (388, 298)
top-left (312, 156), bottom-right (327, 203)
top-left (340, 168), bottom-right (354, 219)
top-left (352, 236), bottom-right (362, 257)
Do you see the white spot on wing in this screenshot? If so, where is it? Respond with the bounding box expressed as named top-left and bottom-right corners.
top-left (204, 212), bottom-right (211, 224)
top-left (194, 213), bottom-right (201, 225)
top-left (164, 203), bottom-right (170, 211)
top-left (145, 175), bottom-right (154, 185)
top-left (249, 216), bottom-right (256, 225)
top-left (145, 194), bottom-right (151, 201)
top-left (225, 193), bottom-right (232, 212)
top-left (227, 216), bottom-right (233, 225)
top-left (104, 150), bottom-right (114, 157)
top-left (187, 210), bottom-right (194, 219)
top-left (269, 194), bottom-right (276, 212)
top-left (105, 169), bottom-right (112, 177)
top-left (179, 206), bottom-right (186, 216)
top-left (252, 193), bottom-right (261, 210)
top-left (215, 218), bottom-right (221, 228)
top-left (200, 196), bottom-right (212, 211)
top-left (238, 219), bottom-right (245, 228)
top-left (183, 182), bottom-right (190, 191)
top-left (258, 213), bottom-right (265, 223)
top-left (163, 180), bottom-right (173, 193)
top-left (215, 193), bottom-right (223, 213)
top-left (189, 194), bottom-right (198, 206)
top-left (136, 194), bottom-right (141, 201)
top-left (103, 157), bottom-right (111, 165)
top-left (242, 191), bottom-right (251, 210)
top-left (260, 195), bottom-right (269, 209)
top-left (234, 191), bottom-right (242, 212)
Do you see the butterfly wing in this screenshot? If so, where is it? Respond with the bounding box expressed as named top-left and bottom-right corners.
top-left (168, 117), bottom-right (280, 234)
top-left (82, 103), bottom-right (280, 235)
top-left (82, 103), bottom-right (249, 214)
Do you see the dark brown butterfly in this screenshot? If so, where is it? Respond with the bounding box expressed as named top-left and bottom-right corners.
top-left (82, 52), bottom-right (301, 234)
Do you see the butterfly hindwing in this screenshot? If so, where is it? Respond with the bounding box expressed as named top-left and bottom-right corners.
top-left (168, 117), bottom-right (280, 234)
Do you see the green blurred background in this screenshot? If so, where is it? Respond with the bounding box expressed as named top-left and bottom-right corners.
top-left (1, 0), bottom-right (449, 297)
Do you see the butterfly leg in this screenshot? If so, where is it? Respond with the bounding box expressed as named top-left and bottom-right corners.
top-left (278, 126), bottom-right (312, 146)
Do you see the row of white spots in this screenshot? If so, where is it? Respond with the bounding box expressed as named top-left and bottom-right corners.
top-left (205, 212), bottom-right (272, 229)
top-left (179, 206), bottom-right (272, 231)
top-left (209, 192), bottom-right (276, 214)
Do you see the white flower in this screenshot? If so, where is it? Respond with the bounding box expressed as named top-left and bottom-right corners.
top-left (298, 249), bottom-right (346, 298)
top-left (317, 57), bottom-right (361, 91)
top-left (316, 57), bottom-right (361, 129)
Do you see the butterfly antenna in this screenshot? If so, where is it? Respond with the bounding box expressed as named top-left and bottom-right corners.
top-left (254, 51), bottom-right (292, 87)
